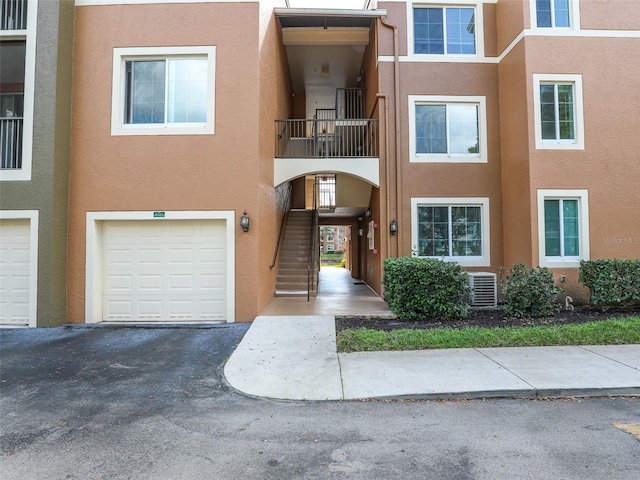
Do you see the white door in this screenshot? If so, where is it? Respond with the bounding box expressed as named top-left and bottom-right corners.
top-left (102, 220), bottom-right (226, 322)
top-left (0, 219), bottom-right (31, 326)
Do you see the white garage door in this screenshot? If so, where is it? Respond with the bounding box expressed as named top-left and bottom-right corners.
top-left (0, 219), bottom-right (31, 326)
top-left (102, 220), bottom-right (226, 322)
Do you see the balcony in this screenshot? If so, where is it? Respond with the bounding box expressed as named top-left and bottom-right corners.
top-left (1, 117), bottom-right (22, 168)
top-left (275, 118), bottom-right (378, 159)
top-left (1, 0), bottom-right (28, 30)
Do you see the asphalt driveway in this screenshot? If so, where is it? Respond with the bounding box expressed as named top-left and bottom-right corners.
top-left (1, 325), bottom-right (639, 480)
top-left (0, 325), bottom-right (250, 455)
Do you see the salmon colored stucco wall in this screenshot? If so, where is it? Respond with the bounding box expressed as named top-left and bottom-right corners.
top-left (580, 0), bottom-right (640, 30)
top-left (68, 2), bottom-right (264, 323)
top-left (496, 0), bottom-right (527, 53)
top-left (257, 2), bottom-right (293, 313)
top-left (378, 2), bottom-right (407, 57)
top-left (483, 2), bottom-right (498, 58)
top-left (498, 41), bottom-right (534, 269)
top-left (395, 62), bottom-right (504, 274)
top-left (524, 36), bottom-right (640, 265)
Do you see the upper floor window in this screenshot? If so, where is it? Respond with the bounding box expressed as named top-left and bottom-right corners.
top-left (536, 0), bottom-right (570, 28)
top-left (409, 95), bottom-right (487, 163)
top-left (533, 74), bottom-right (584, 150)
top-left (540, 83), bottom-right (574, 140)
top-left (112, 46), bottom-right (216, 136)
top-left (413, 6), bottom-right (476, 55)
top-left (1, 0), bottom-right (28, 30)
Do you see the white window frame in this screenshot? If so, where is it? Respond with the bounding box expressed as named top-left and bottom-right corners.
top-left (537, 189), bottom-right (590, 268)
top-left (533, 74), bottom-right (584, 150)
top-left (111, 46), bottom-right (216, 136)
top-left (409, 95), bottom-right (487, 163)
top-left (530, 0), bottom-right (581, 30)
top-left (408, 1), bottom-right (485, 59)
top-left (411, 197), bottom-right (490, 267)
top-left (0, 0), bottom-right (38, 181)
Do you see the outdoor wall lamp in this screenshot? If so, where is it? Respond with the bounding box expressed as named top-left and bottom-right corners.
top-left (240, 211), bottom-right (250, 232)
top-left (390, 219), bottom-right (398, 236)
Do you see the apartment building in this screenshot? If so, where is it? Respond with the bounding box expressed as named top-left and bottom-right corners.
top-left (0, 0), bottom-right (74, 327)
top-left (375, 0), bottom-right (640, 305)
top-left (1, 0), bottom-right (638, 326)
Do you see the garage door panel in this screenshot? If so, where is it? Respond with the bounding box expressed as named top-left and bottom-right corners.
top-left (138, 274), bottom-right (162, 291)
top-left (0, 219), bottom-right (32, 326)
top-left (169, 248), bottom-right (193, 264)
top-left (106, 249), bottom-right (132, 266)
top-left (138, 248), bottom-right (163, 265)
top-left (102, 219), bottom-right (226, 322)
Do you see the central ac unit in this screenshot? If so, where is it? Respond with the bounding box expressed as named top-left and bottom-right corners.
top-left (468, 272), bottom-right (497, 307)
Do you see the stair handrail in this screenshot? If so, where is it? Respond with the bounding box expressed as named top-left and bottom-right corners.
top-left (307, 207), bottom-right (319, 302)
top-left (269, 183), bottom-right (293, 270)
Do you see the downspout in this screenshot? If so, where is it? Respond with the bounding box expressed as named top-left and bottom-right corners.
top-left (379, 15), bottom-right (402, 257)
top-left (377, 93), bottom-right (391, 258)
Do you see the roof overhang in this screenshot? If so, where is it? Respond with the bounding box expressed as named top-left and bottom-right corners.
top-left (275, 8), bottom-right (387, 29)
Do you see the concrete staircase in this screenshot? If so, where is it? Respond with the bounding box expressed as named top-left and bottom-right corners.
top-left (275, 210), bottom-right (317, 297)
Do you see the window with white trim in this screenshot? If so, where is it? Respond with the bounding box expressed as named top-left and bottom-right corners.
top-left (112, 46), bottom-right (215, 136)
top-left (537, 189), bottom-right (589, 267)
top-left (409, 95), bottom-right (487, 163)
top-left (411, 197), bottom-right (490, 267)
top-left (1, 0), bottom-right (36, 181)
top-left (536, 0), bottom-right (570, 27)
top-left (531, 0), bottom-right (580, 30)
top-left (413, 5), bottom-right (476, 55)
top-left (533, 75), bottom-right (584, 150)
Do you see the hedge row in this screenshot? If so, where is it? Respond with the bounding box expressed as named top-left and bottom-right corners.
top-left (579, 259), bottom-right (640, 309)
top-left (382, 257), bottom-right (640, 320)
top-left (382, 257), bottom-right (469, 321)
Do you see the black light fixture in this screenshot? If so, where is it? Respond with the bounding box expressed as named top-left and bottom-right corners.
top-left (240, 211), bottom-right (250, 232)
top-left (390, 219), bottom-right (398, 235)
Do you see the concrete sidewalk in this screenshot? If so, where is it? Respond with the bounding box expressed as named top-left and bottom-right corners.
top-left (224, 316), bottom-right (640, 401)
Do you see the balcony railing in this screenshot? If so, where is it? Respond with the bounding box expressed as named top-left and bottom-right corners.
top-left (1, 118), bottom-right (23, 169)
top-left (1, 0), bottom-right (28, 30)
top-left (275, 118), bottom-right (378, 158)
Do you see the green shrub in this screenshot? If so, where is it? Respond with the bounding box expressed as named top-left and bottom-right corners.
top-left (382, 257), bottom-right (469, 321)
top-left (579, 259), bottom-right (640, 310)
top-left (501, 264), bottom-right (563, 318)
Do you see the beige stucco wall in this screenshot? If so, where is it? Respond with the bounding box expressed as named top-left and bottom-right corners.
top-left (68, 2), bottom-right (265, 323)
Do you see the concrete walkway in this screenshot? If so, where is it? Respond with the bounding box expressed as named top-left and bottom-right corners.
top-left (225, 268), bottom-right (640, 401)
top-left (224, 316), bottom-right (640, 401)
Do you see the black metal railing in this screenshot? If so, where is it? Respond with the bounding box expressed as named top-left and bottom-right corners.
top-left (1, 0), bottom-right (28, 30)
top-left (307, 208), bottom-right (319, 302)
top-left (275, 118), bottom-right (378, 158)
top-left (336, 88), bottom-right (365, 120)
top-left (1, 118), bottom-right (23, 169)
top-left (269, 183), bottom-right (293, 270)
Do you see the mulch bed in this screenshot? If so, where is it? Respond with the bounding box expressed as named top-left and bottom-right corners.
top-left (335, 306), bottom-right (640, 333)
